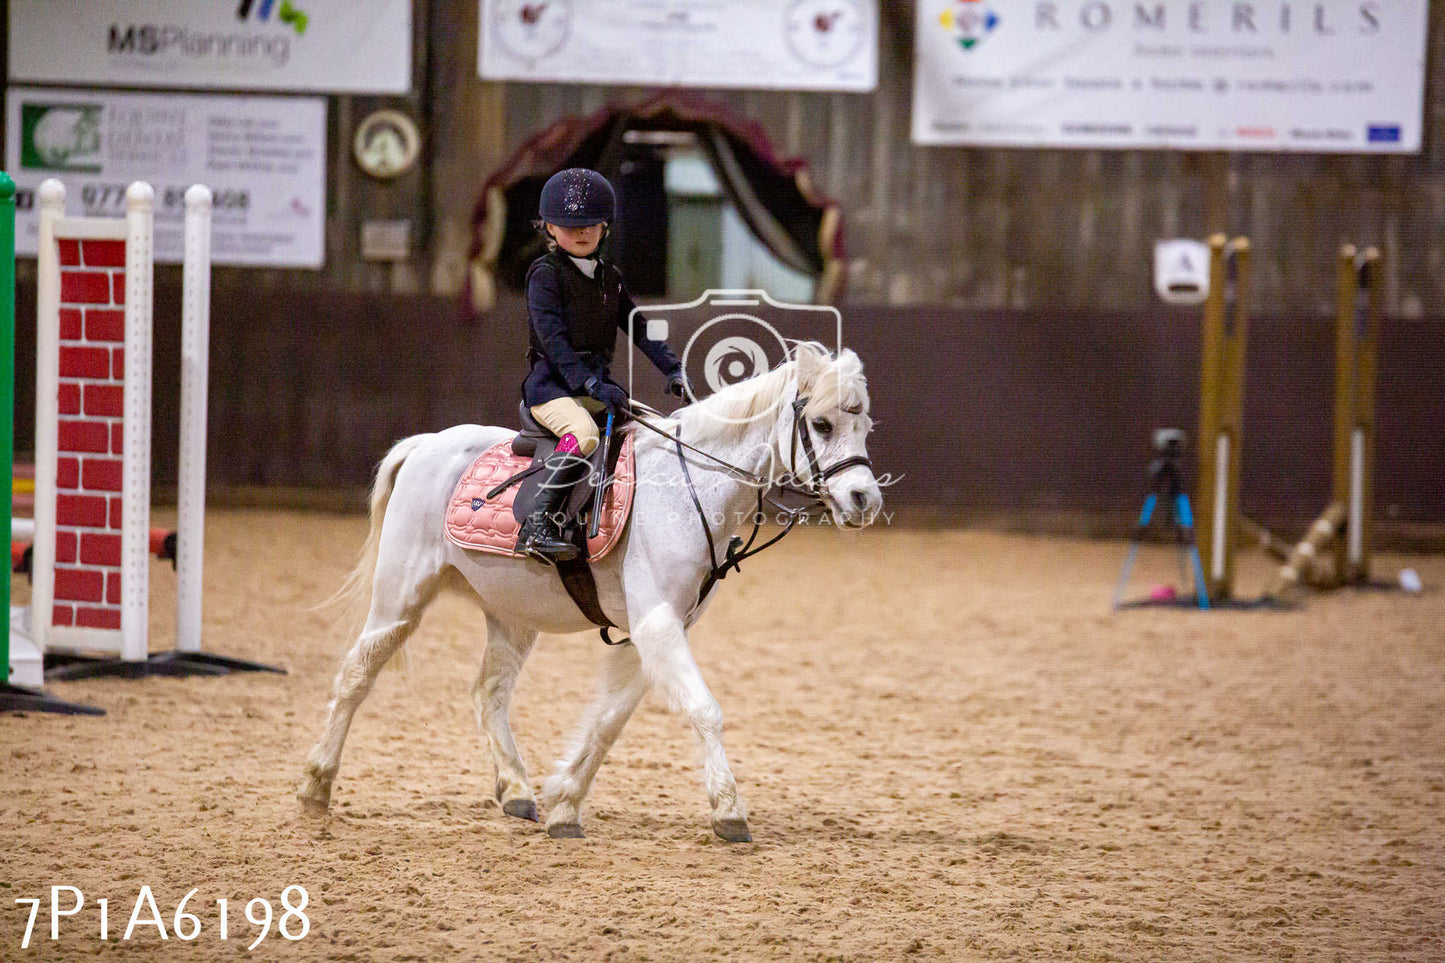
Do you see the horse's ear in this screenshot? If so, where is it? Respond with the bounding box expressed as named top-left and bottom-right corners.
top-left (793, 342), bottom-right (831, 393)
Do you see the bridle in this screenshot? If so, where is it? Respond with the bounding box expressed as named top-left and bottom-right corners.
top-left (609, 390), bottom-right (873, 642)
top-left (630, 390), bottom-right (872, 498)
top-left (786, 396), bottom-right (875, 498)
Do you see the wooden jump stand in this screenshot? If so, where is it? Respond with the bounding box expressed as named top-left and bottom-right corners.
top-left (1195, 234), bottom-right (1251, 605)
top-left (1197, 239), bottom-right (1386, 605)
top-left (1121, 237), bottom-right (1387, 611)
top-left (21, 178), bottom-right (281, 683)
top-left (1268, 245), bottom-right (1382, 598)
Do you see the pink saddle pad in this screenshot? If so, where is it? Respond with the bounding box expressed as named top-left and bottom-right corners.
top-left (444, 432), bottom-right (635, 560)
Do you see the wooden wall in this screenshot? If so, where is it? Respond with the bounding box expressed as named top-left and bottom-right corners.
top-left (13, 282), bottom-right (1426, 526)
top-left (162, 1), bottom-right (1445, 316)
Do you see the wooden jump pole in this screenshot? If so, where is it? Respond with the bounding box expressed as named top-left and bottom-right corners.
top-left (1195, 234), bottom-right (1250, 604)
top-left (1333, 245), bottom-right (1380, 585)
top-left (176, 185), bottom-right (212, 655)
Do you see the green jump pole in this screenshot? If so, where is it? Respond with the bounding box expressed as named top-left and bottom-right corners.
top-left (1, 173), bottom-right (15, 686)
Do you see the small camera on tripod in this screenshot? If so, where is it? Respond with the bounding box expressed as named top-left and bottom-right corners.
top-left (1153, 428), bottom-right (1184, 458)
top-left (1115, 426), bottom-right (1210, 609)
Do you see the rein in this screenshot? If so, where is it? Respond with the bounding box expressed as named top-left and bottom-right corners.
top-left (623, 394), bottom-right (873, 631)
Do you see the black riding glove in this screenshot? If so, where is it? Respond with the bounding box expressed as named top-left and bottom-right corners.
top-left (585, 377), bottom-right (629, 414)
top-left (666, 370), bottom-right (688, 399)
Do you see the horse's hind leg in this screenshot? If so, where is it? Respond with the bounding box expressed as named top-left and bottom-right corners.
top-left (473, 613), bottom-right (540, 821)
top-left (541, 641), bottom-right (649, 838)
top-left (297, 556), bottom-right (445, 815)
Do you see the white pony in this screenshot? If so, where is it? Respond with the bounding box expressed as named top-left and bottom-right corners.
top-left (298, 343), bottom-right (882, 841)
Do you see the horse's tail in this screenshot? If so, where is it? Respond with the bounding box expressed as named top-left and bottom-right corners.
top-left (318, 434), bottom-right (432, 658)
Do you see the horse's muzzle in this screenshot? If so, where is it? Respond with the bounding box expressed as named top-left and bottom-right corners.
top-left (832, 480), bottom-right (883, 528)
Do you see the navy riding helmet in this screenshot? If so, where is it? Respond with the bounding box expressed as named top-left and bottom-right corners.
top-left (538, 168), bottom-right (616, 227)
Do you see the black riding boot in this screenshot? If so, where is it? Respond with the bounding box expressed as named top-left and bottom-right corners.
top-left (515, 450), bottom-right (589, 563)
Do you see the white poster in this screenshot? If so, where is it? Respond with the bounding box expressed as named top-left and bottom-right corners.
top-left (8, 0), bottom-right (411, 94)
top-left (6, 88), bottom-right (327, 269)
top-left (913, 0), bottom-right (1428, 152)
top-left (479, 0), bottom-right (877, 91)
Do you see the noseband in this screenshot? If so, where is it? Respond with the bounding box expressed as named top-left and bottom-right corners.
top-left (785, 396), bottom-right (874, 499)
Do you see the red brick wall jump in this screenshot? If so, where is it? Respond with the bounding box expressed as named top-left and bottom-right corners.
top-left (52, 239), bottom-right (127, 631)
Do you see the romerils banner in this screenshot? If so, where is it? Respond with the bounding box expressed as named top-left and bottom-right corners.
top-left (7, 0), bottom-right (411, 94)
top-left (5, 88), bottom-right (327, 269)
top-left (913, 0), bottom-right (1427, 152)
top-left (479, 0), bottom-right (877, 91)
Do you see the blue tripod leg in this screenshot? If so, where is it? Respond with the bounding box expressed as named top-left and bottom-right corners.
top-left (1174, 493), bottom-right (1211, 610)
top-left (1112, 494), bottom-right (1157, 609)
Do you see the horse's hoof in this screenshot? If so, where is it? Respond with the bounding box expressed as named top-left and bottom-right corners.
top-left (502, 798), bottom-right (538, 822)
top-left (297, 792), bottom-right (330, 817)
top-left (547, 821), bottom-right (585, 839)
top-left (712, 817), bottom-right (752, 843)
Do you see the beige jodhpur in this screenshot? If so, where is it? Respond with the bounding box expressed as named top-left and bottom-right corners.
top-left (530, 395), bottom-right (607, 455)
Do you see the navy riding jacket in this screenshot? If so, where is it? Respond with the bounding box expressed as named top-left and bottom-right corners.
top-left (522, 252), bottom-right (682, 407)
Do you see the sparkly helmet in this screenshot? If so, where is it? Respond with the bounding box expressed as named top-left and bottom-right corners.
top-left (538, 168), bottom-right (616, 227)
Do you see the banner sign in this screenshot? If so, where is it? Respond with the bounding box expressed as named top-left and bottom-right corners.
top-left (5, 87), bottom-right (327, 268)
top-left (479, 0), bottom-right (877, 91)
top-left (913, 0), bottom-right (1428, 152)
top-left (7, 0), bottom-right (411, 93)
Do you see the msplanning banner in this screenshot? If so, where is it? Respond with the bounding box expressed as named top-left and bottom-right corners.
top-left (913, 0), bottom-right (1428, 152)
top-left (5, 87), bottom-right (327, 269)
top-left (479, 0), bottom-right (878, 91)
top-left (7, 0), bottom-right (411, 94)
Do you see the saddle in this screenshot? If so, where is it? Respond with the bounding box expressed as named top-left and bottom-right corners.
top-left (445, 405), bottom-right (636, 631)
top-left (445, 403), bottom-right (636, 563)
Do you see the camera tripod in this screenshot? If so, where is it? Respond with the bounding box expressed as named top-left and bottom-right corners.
top-left (1112, 430), bottom-right (1211, 610)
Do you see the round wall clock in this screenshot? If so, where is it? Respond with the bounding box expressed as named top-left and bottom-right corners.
top-left (353, 110), bottom-right (421, 180)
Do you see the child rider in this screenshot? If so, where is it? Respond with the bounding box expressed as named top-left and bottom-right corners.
top-left (516, 167), bottom-right (687, 562)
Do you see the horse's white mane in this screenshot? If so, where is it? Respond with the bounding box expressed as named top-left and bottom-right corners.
top-left (637, 342), bottom-right (870, 453)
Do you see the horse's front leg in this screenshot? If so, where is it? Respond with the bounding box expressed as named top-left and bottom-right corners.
top-left (542, 641), bottom-right (650, 838)
top-left (630, 604), bottom-right (751, 843)
top-left (474, 613), bottom-right (540, 821)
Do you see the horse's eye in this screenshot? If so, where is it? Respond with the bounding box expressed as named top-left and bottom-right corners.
top-left (811, 417), bottom-right (833, 436)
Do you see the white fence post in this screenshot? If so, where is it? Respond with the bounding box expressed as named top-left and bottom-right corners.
top-left (176, 185), bottom-right (212, 655)
top-left (30, 180), bottom-right (65, 656)
top-left (119, 182), bottom-right (154, 664)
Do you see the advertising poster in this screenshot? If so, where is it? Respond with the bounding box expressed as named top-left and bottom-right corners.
top-left (913, 0), bottom-right (1428, 152)
top-left (8, 0), bottom-right (411, 94)
top-left (479, 0), bottom-right (877, 91)
top-left (6, 87), bottom-right (327, 268)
